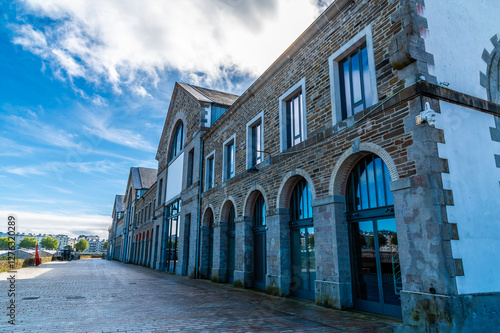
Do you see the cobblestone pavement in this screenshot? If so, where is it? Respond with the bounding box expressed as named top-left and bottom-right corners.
top-left (0, 259), bottom-right (403, 332)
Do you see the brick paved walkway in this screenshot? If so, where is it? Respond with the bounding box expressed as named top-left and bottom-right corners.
top-left (0, 259), bottom-right (402, 332)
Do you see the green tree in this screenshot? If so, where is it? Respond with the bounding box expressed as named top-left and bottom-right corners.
top-left (40, 236), bottom-right (59, 250)
top-left (103, 241), bottom-right (108, 250)
top-left (368, 234), bottom-right (388, 248)
top-left (75, 239), bottom-right (89, 252)
top-left (64, 245), bottom-right (73, 251)
top-left (19, 237), bottom-right (37, 249)
top-left (0, 237), bottom-right (15, 250)
top-left (391, 234), bottom-right (398, 245)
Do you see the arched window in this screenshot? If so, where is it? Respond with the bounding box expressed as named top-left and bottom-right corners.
top-left (228, 204), bottom-right (235, 232)
top-left (346, 154), bottom-right (393, 212)
top-left (169, 122), bottom-right (184, 161)
top-left (290, 178), bottom-right (313, 221)
top-left (289, 178), bottom-right (315, 300)
top-left (253, 194), bottom-right (266, 227)
top-left (346, 154), bottom-right (400, 317)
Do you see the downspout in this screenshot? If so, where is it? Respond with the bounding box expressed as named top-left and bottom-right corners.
top-left (123, 205), bottom-right (130, 262)
top-left (195, 133), bottom-right (205, 279)
top-left (160, 205), bottom-right (167, 270)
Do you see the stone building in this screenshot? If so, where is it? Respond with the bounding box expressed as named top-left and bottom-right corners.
top-left (109, 0), bottom-right (499, 331)
top-left (118, 167), bottom-right (157, 263)
top-left (108, 194), bottom-right (124, 259)
top-left (130, 181), bottom-right (157, 267)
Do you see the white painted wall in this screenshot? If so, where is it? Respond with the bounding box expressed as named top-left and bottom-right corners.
top-left (165, 152), bottom-right (184, 203)
top-left (423, 0), bottom-right (500, 100)
top-left (435, 101), bottom-right (500, 294)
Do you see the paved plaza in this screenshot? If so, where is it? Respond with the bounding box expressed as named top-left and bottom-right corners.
top-left (0, 259), bottom-right (402, 332)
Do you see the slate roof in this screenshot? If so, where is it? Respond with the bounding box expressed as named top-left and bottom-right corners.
top-left (114, 195), bottom-right (124, 213)
top-left (138, 167), bottom-right (157, 189)
top-left (178, 82), bottom-right (239, 106)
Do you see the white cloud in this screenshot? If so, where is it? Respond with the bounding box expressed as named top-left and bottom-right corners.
top-left (3, 160), bottom-right (124, 177)
top-left (82, 110), bottom-right (157, 152)
top-left (0, 210), bottom-right (111, 239)
top-left (12, 0), bottom-right (333, 94)
top-left (7, 114), bottom-right (81, 150)
top-left (0, 137), bottom-right (34, 156)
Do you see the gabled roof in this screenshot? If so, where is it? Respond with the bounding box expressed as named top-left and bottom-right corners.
top-left (156, 83), bottom-right (240, 160)
top-left (137, 167), bottom-right (157, 189)
top-left (114, 195), bottom-right (125, 214)
top-left (178, 82), bottom-right (239, 106)
top-left (130, 167), bottom-right (157, 189)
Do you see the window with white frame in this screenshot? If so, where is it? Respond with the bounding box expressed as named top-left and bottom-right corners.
top-left (279, 78), bottom-right (306, 151)
top-left (205, 152), bottom-right (215, 190)
top-left (169, 122), bottom-right (184, 162)
top-left (329, 25), bottom-right (378, 124)
top-left (246, 112), bottom-right (264, 169)
top-left (223, 135), bottom-right (236, 181)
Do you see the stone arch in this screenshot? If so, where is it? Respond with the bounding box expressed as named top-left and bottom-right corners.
top-left (277, 169), bottom-right (317, 209)
top-left (243, 185), bottom-right (269, 217)
top-left (480, 34), bottom-right (500, 103)
top-left (202, 205), bottom-right (215, 226)
top-left (219, 196), bottom-right (238, 222)
top-left (329, 142), bottom-right (399, 196)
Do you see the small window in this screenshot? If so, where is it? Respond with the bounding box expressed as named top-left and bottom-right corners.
top-left (226, 142), bottom-right (235, 179)
top-left (158, 179), bottom-right (163, 204)
top-left (169, 122), bottom-right (184, 161)
top-left (286, 92), bottom-right (303, 148)
top-left (187, 149), bottom-right (195, 187)
top-left (211, 105), bottom-right (228, 125)
top-left (251, 121), bottom-right (262, 166)
top-left (279, 78), bottom-right (306, 152)
top-left (206, 154), bottom-right (214, 190)
top-left (223, 135), bottom-right (236, 181)
top-left (339, 45), bottom-right (372, 119)
top-left (246, 112), bottom-right (264, 169)
top-left (329, 25), bottom-right (377, 124)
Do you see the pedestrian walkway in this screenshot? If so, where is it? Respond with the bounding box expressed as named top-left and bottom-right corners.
top-left (0, 259), bottom-right (402, 332)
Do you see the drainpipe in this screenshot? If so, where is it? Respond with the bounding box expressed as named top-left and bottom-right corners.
top-left (160, 205), bottom-right (167, 270)
top-left (195, 134), bottom-right (205, 279)
top-left (123, 205), bottom-right (130, 262)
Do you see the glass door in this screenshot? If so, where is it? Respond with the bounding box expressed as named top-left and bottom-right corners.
top-left (207, 222), bottom-right (213, 280)
top-left (227, 233), bottom-right (235, 283)
top-left (253, 228), bottom-right (266, 290)
top-left (350, 217), bottom-right (401, 317)
top-left (290, 226), bottom-right (315, 300)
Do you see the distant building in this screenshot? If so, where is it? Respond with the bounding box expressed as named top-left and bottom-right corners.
top-left (0, 232), bottom-right (69, 250)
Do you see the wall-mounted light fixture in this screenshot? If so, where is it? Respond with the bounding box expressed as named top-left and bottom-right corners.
top-left (416, 102), bottom-right (437, 127)
top-left (247, 150), bottom-right (273, 173)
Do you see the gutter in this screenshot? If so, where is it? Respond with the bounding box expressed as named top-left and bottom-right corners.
top-left (195, 133), bottom-right (205, 279)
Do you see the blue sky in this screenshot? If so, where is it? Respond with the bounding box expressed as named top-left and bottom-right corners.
top-left (0, 0), bottom-right (331, 239)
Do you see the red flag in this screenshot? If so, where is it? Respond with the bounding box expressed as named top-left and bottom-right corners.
top-left (35, 243), bottom-right (41, 266)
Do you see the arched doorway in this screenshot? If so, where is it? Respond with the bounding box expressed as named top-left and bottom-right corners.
top-left (289, 178), bottom-right (315, 300)
top-left (207, 212), bottom-right (214, 280)
top-left (227, 204), bottom-right (236, 284)
top-left (253, 193), bottom-right (266, 290)
top-left (346, 154), bottom-right (401, 317)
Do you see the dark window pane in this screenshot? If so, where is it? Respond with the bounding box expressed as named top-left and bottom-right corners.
top-left (360, 164), bottom-right (369, 210)
top-left (366, 159), bottom-right (377, 208)
top-left (342, 61), bottom-right (352, 118)
top-left (361, 47), bottom-right (372, 107)
top-left (375, 158), bottom-right (386, 207)
top-left (351, 53), bottom-right (362, 104)
top-left (384, 163), bottom-right (394, 206)
top-left (290, 179), bottom-right (313, 221)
